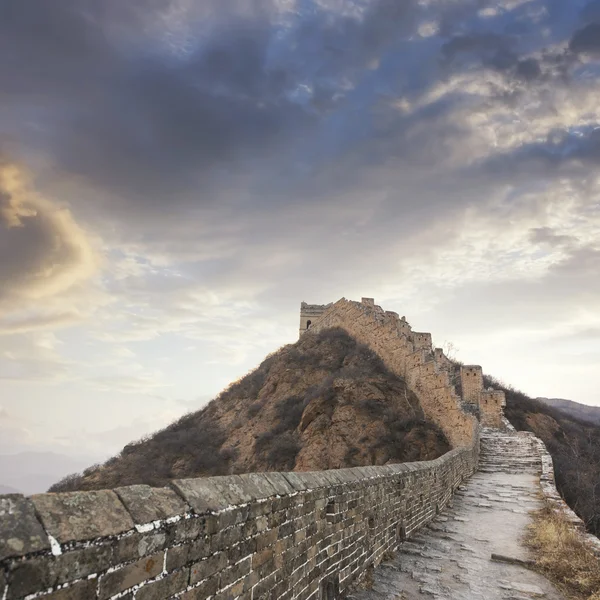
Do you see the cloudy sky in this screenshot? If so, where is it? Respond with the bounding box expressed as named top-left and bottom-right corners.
top-left (1, 0), bottom-right (600, 463)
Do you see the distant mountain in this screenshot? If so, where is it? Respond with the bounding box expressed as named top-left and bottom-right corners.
top-left (0, 484), bottom-right (21, 495)
top-left (0, 452), bottom-right (96, 496)
top-left (537, 397), bottom-right (600, 426)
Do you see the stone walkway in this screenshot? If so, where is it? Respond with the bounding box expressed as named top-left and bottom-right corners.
top-left (348, 430), bottom-right (566, 600)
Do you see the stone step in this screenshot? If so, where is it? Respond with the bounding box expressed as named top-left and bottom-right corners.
top-left (478, 432), bottom-right (542, 474)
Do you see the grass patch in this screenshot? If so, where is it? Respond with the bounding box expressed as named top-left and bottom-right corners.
top-left (525, 503), bottom-right (600, 600)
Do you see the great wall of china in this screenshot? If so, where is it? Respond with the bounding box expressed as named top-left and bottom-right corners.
top-left (0, 297), bottom-right (597, 600)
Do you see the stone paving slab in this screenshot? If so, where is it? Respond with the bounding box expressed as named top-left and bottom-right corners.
top-left (348, 433), bottom-right (566, 600)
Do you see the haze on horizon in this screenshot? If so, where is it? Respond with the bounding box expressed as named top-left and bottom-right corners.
top-left (1, 0), bottom-right (600, 464)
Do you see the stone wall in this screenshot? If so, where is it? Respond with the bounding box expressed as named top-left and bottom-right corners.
top-left (480, 390), bottom-right (505, 428)
top-left (459, 366), bottom-right (483, 407)
top-left (306, 298), bottom-right (479, 448)
top-left (0, 444), bottom-right (479, 600)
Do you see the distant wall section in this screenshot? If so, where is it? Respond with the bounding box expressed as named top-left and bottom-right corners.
top-left (304, 298), bottom-right (479, 448)
top-left (299, 302), bottom-right (332, 336)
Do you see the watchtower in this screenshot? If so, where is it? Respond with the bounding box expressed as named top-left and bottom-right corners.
top-left (299, 302), bottom-right (331, 336)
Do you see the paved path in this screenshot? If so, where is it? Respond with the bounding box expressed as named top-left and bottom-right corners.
top-left (348, 430), bottom-right (566, 600)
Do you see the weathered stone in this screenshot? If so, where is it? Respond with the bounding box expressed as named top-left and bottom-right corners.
top-left (0, 570), bottom-right (6, 598)
top-left (98, 551), bottom-right (163, 599)
top-left (31, 490), bottom-right (134, 543)
top-left (171, 478), bottom-right (230, 513)
top-left (0, 494), bottom-right (50, 560)
top-left (165, 538), bottom-right (210, 571)
top-left (36, 579), bottom-right (98, 600)
top-left (206, 475), bottom-right (255, 505)
top-left (113, 531), bottom-right (168, 563)
top-left (180, 576), bottom-right (219, 599)
top-left (189, 552), bottom-right (227, 584)
top-left (238, 473), bottom-right (279, 499)
top-left (115, 485), bottom-right (189, 524)
top-left (261, 472), bottom-right (296, 495)
top-left (220, 556), bottom-right (251, 588)
top-left (510, 582), bottom-right (546, 597)
top-left (7, 543), bottom-right (114, 598)
top-left (135, 568), bottom-right (190, 600)
top-left (281, 472), bottom-right (310, 491)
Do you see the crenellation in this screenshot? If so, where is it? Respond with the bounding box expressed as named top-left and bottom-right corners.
top-left (480, 390), bottom-right (505, 428)
top-left (412, 332), bottom-right (433, 351)
top-left (460, 365), bottom-right (483, 407)
top-left (433, 348), bottom-right (453, 371)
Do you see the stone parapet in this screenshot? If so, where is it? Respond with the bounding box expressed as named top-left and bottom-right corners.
top-left (0, 442), bottom-right (479, 600)
top-left (532, 435), bottom-right (600, 557)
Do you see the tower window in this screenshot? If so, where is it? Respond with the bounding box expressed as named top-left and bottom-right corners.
top-left (306, 320), bottom-right (312, 329)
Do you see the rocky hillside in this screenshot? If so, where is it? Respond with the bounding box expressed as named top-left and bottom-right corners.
top-left (51, 328), bottom-right (449, 492)
top-left (484, 375), bottom-right (600, 537)
top-left (537, 397), bottom-right (600, 427)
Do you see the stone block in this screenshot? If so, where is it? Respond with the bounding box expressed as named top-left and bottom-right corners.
top-left (135, 568), bottom-right (190, 600)
top-left (114, 531), bottom-right (168, 563)
top-left (115, 485), bottom-right (189, 524)
top-left (0, 494), bottom-right (50, 560)
top-left (189, 552), bottom-right (227, 584)
top-left (7, 543), bottom-right (113, 598)
top-left (36, 579), bottom-right (98, 600)
top-left (239, 473), bottom-right (279, 498)
top-left (180, 576), bottom-right (219, 599)
top-left (281, 472), bottom-right (310, 491)
top-left (98, 551), bottom-right (163, 599)
top-left (31, 491), bottom-right (134, 544)
top-left (165, 538), bottom-right (210, 571)
top-left (261, 472), bottom-right (296, 495)
top-left (219, 556), bottom-right (251, 588)
top-left (171, 478), bottom-right (231, 513)
top-left (165, 516), bottom-right (206, 544)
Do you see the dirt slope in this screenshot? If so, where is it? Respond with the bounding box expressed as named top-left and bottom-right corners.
top-left (52, 328), bottom-right (449, 492)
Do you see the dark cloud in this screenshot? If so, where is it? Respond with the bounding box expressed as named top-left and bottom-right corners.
top-left (0, 0), bottom-right (598, 248)
top-left (570, 23), bottom-right (600, 54)
top-left (581, 0), bottom-right (600, 23)
top-left (515, 58), bottom-right (542, 81)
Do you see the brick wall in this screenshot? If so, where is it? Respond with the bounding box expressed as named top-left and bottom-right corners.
top-left (0, 443), bottom-right (479, 600)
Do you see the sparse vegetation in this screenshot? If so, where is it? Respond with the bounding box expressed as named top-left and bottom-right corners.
top-left (51, 328), bottom-right (450, 491)
top-left (525, 503), bottom-right (600, 600)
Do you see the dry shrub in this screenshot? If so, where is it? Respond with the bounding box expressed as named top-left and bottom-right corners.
top-left (526, 504), bottom-right (600, 600)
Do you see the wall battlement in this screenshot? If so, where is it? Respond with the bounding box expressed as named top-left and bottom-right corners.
top-left (0, 447), bottom-right (479, 600)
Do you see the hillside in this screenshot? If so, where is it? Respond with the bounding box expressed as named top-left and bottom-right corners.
top-left (537, 397), bottom-right (600, 427)
top-left (51, 328), bottom-right (449, 492)
top-left (484, 375), bottom-right (600, 537)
